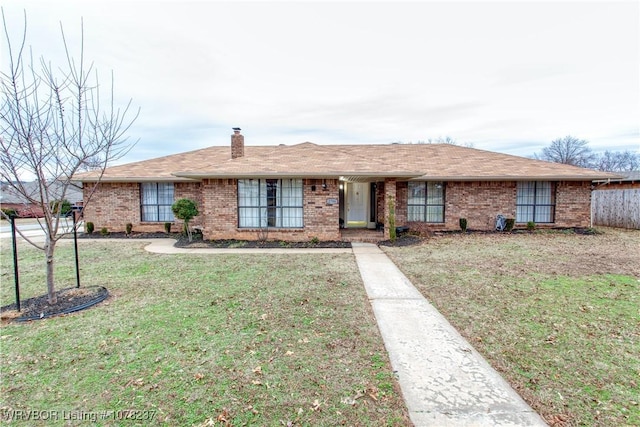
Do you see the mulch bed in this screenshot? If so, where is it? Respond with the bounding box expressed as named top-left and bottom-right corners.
top-left (1, 286), bottom-right (108, 323)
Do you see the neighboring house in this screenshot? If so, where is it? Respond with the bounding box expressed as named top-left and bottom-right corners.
top-left (592, 171), bottom-right (640, 229)
top-left (73, 129), bottom-right (619, 241)
top-left (0, 181), bottom-right (83, 218)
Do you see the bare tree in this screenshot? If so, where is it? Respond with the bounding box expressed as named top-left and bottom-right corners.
top-left (0, 10), bottom-right (139, 304)
top-left (535, 135), bottom-right (595, 168)
top-left (593, 150), bottom-right (640, 172)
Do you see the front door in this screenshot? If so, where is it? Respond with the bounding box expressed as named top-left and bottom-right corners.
top-left (346, 182), bottom-right (368, 227)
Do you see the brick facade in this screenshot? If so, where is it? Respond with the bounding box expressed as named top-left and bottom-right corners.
top-left (83, 178), bottom-right (593, 238)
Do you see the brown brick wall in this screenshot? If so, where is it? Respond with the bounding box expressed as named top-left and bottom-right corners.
top-left (83, 182), bottom-right (201, 233)
top-left (554, 181), bottom-right (592, 228)
top-left (399, 180), bottom-right (592, 233)
top-left (202, 178), bottom-right (340, 242)
top-left (84, 179), bottom-right (593, 238)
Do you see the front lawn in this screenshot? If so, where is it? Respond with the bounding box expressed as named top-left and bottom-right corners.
top-left (0, 240), bottom-right (410, 426)
top-left (383, 227), bottom-right (640, 427)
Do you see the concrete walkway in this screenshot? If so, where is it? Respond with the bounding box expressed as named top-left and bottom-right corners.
top-left (143, 238), bottom-right (547, 426)
top-left (352, 243), bottom-right (547, 427)
top-left (143, 238), bottom-right (352, 254)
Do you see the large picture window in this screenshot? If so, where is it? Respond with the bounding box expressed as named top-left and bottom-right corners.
top-left (141, 182), bottom-right (174, 222)
top-left (407, 181), bottom-right (445, 223)
top-left (238, 179), bottom-right (303, 228)
top-left (516, 181), bottom-right (555, 223)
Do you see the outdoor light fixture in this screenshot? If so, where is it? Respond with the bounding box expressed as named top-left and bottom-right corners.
top-left (322, 180), bottom-right (327, 190)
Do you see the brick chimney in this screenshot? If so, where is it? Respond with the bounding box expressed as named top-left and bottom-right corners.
top-left (231, 127), bottom-right (244, 159)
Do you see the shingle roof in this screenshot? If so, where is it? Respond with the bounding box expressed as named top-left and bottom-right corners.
top-left (73, 142), bottom-right (621, 182)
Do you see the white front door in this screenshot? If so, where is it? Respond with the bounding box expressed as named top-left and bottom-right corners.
top-left (346, 182), bottom-right (368, 227)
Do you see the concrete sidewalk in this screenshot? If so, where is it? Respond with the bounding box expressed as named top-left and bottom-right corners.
top-left (143, 238), bottom-right (352, 254)
top-left (352, 243), bottom-right (547, 427)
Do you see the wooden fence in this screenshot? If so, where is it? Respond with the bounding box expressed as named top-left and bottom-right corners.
top-left (592, 189), bottom-right (640, 229)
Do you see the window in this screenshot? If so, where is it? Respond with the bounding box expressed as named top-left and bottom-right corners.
top-left (516, 181), bottom-right (555, 223)
top-left (407, 181), bottom-right (445, 223)
top-left (238, 179), bottom-right (303, 228)
top-left (141, 182), bottom-right (174, 222)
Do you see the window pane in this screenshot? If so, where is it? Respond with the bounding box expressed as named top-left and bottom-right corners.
top-left (408, 205), bottom-right (425, 221)
top-left (141, 206), bottom-right (158, 222)
top-left (517, 182), bottom-right (535, 205)
top-left (426, 182), bottom-right (443, 204)
top-left (516, 205), bottom-right (533, 223)
top-left (426, 206), bottom-right (443, 222)
top-left (408, 182), bottom-right (426, 205)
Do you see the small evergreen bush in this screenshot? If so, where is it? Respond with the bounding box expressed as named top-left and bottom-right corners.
top-left (100, 227), bottom-right (109, 236)
top-left (505, 218), bottom-right (515, 232)
top-left (1, 208), bottom-right (17, 219)
top-left (164, 222), bottom-right (172, 234)
top-left (527, 221), bottom-right (536, 231)
top-left (459, 218), bottom-right (468, 232)
top-left (125, 223), bottom-right (133, 235)
top-left (86, 221), bottom-right (95, 234)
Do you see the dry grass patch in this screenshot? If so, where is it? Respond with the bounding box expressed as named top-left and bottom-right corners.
top-left (383, 227), bottom-right (639, 427)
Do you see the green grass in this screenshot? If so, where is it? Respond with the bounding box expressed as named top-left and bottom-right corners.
top-left (384, 228), bottom-right (640, 427)
top-left (0, 240), bottom-right (410, 426)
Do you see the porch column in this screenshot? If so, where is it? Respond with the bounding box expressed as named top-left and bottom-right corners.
top-left (384, 178), bottom-right (397, 240)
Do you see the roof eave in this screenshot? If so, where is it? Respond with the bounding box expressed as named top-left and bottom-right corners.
top-left (172, 171), bottom-right (424, 180)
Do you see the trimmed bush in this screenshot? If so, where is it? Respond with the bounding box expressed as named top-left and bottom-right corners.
top-left (86, 221), bottom-right (95, 234)
top-left (459, 218), bottom-right (468, 232)
top-left (125, 223), bottom-right (133, 235)
top-left (505, 218), bottom-right (515, 232)
top-left (1, 208), bottom-right (18, 219)
top-left (527, 221), bottom-right (536, 231)
top-left (100, 227), bottom-right (109, 236)
top-left (164, 222), bottom-right (172, 234)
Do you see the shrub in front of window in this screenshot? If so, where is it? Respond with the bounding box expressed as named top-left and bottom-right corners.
top-left (459, 218), bottom-right (468, 233)
top-left (164, 222), bottom-right (172, 234)
top-left (171, 198), bottom-right (199, 242)
top-left (86, 221), bottom-right (94, 234)
top-left (527, 221), bottom-right (536, 231)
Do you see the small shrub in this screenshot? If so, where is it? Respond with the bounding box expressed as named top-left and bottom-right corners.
top-left (100, 227), bottom-right (109, 236)
top-left (1, 208), bottom-right (18, 219)
top-left (459, 218), bottom-right (468, 232)
top-left (50, 199), bottom-right (72, 216)
top-left (526, 221), bottom-right (536, 231)
top-left (310, 236), bottom-right (320, 245)
top-left (164, 222), bottom-right (172, 234)
top-left (125, 223), bottom-right (133, 235)
top-left (388, 197), bottom-right (396, 242)
top-left (505, 218), bottom-right (515, 232)
top-left (86, 221), bottom-right (95, 234)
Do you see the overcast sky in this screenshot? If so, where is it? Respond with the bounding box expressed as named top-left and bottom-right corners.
top-left (2, 0), bottom-right (639, 165)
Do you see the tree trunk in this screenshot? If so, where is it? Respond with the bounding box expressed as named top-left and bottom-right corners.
top-left (45, 238), bottom-right (57, 304)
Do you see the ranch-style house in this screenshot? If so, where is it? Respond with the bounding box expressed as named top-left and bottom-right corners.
top-left (74, 129), bottom-right (619, 241)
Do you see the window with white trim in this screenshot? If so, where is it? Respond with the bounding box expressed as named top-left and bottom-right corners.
top-left (516, 181), bottom-right (555, 223)
top-left (140, 182), bottom-right (174, 222)
top-left (238, 179), bottom-right (303, 228)
top-left (407, 181), bottom-right (445, 223)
